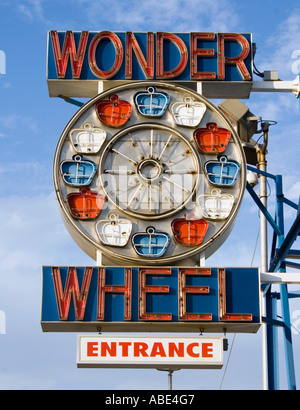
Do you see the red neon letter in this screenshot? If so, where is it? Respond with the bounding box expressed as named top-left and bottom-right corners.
top-left (156, 32), bottom-right (188, 79)
top-left (88, 31), bottom-right (123, 79)
top-left (87, 342), bottom-right (98, 357)
top-left (139, 268), bottom-right (172, 321)
top-left (190, 32), bottom-right (216, 80)
top-left (50, 30), bottom-right (88, 79)
top-left (178, 268), bottom-right (212, 321)
top-left (52, 267), bottom-right (93, 321)
top-left (218, 268), bottom-right (253, 321)
top-left (217, 33), bottom-right (251, 80)
top-left (125, 32), bottom-right (154, 79)
top-left (97, 268), bottom-right (132, 321)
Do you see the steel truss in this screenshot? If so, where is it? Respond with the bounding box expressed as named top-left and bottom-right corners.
top-left (246, 166), bottom-right (300, 390)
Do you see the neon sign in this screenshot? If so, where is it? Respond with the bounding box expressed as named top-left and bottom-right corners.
top-left (41, 266), bottom-right (260, 333)
top-left (47, 31), bottom-right (253, 85)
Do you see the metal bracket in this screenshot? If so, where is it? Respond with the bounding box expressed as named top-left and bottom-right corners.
top-left (261, 272), bottom-right (300, 284)
top-left (252, 76), bottom-right (300, 98)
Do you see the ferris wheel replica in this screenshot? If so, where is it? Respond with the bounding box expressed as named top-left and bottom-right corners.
top-left (54, 82), bottom-right (246, 266)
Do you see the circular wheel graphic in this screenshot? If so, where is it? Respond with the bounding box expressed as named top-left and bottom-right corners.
top-left (53, 82), bottom-right (246, 265)
top-left (99, 123), bottom-right (199, 220)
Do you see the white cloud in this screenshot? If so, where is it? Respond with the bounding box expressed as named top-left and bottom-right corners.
top-left (284, 178), bottom-right (300, 203)
top-left (6, 0), bottom-right (242, 36)
top-left (0, 113), bottom-right (38, 133)
top-left (255, 9), bottom-right (300, 79)
top-left (0, 81), bottom-right (12, 89)
top-left (0, 160), bottom-right (51, 196)
top-left (17, 4), bottom-right (34, 20)
top-left (248, 93), bottom-right (300, 124)
top-left (0, 193), bottom-right (67, 259)
top-left (81, 0), bottom-right (240, 32)
top-left (17, 0), bottom-right (46, 22)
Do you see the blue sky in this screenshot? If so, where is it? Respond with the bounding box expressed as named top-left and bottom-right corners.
top-left (0, 0), bottom-right (300, 390)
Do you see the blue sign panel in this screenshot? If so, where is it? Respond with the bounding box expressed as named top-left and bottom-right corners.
top-left (41, 266), bottom-right (260, 333)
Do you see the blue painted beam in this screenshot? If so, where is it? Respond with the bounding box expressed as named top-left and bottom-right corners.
top-left (246, 182), bottom-right (281, 236)
top-left (269, 213), bottom-right (300, 273)
top-left (58, 95), bottom-right (85, 107)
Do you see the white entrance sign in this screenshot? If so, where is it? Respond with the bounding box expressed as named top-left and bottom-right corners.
top-left (77, 335), bottom-right (224, 369)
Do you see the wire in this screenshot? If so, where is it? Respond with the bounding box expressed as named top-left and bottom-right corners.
top-left (251, 227), bottom-right (261, 267)
top-left (266, 179), bottom-right (272, 198)
top-left (252, 43), bottom-right (264, 78)
top-left (219, 334), bottom-right (236, 390)
top-left (219, 226), bottom-right (260, 390)
top-left (253, 61), bottom-right (264, 78)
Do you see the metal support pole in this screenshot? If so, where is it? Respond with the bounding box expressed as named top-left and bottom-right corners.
top-left (168, 370), bottom-right (173, 390)
top-left (157, 368), bottom-right (178, 390)
top-left (280, 284), bottom-right (296, 389)
top-left (258, 126), bottom-right (269, 274)
top-left (265, 289), bottom-right (279, 389)
top-left (257, 125), bottom-right (269, 390)
top-left (275, 175), bottom-right (296, 390)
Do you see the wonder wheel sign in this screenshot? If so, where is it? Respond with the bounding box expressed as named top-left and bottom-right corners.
top-left (42, 31), bottom-right (264, 371)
